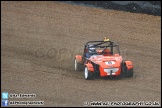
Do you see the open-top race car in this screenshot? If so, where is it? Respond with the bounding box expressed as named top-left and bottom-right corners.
top-left (74, 37), bottom-right (134, 80)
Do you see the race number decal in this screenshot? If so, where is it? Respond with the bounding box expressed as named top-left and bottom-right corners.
top-left (105, 61), bottom-right (115, 65)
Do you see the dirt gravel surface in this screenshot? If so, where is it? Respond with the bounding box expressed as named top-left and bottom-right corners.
top-left (1, 1), bottom-right (161, 107)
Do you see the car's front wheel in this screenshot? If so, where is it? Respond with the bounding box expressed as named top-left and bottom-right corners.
top-left (84, 67), bottom-right (93, 80)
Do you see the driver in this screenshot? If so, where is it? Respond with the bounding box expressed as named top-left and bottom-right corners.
top-left (86, 45), bottom-right (97, 58)
top-left (89, 47), bottom-right (96, 54)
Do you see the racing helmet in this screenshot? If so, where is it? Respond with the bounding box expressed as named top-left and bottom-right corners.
top-left (88, 45), bottom-right (96, 54)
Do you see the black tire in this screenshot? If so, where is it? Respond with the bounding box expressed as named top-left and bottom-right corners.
top-left (126, 68), bottom-right (134, 78)
top-left (84, 67), bottom-right (93, 80)
top-left (117, 62), bottom-right (125, 79)
top-left (74, 58), bottom-right (83, 71)
top-left (122, 63), bottom-right (133, 78)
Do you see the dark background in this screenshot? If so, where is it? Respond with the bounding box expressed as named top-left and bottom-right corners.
top-left (61, 1), bottom-right (161, 16)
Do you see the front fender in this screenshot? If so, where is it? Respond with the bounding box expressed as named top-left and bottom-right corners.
top-left (85, 63), bottom-right (94, 72)
top-left (124, 61), bottom-right (133, 70)
top-left (75, 55), bottom-right (83, 63)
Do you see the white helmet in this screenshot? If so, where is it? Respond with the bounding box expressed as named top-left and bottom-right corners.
top-left (88, 45), bottom-right (96, 54)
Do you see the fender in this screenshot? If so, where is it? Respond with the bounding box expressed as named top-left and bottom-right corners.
top-left (75, 55), bottom-right (83, 63)
top-left (124, 61), bottom-right (133, 70)
top-left (85, 63), bottom-right (94, 72)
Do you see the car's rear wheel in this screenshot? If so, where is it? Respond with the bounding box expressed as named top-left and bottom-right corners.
top-left (124, 65), bottom-right (133, 78)
top-left (74, 58), bottom-right (83, 71)
top-left (126, 68), bottom-right (134, 77)
top-left (84, 67), bottom-right (93, 80)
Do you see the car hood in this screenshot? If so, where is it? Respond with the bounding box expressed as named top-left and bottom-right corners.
top-left (89, 55), bottom-right (122, 68)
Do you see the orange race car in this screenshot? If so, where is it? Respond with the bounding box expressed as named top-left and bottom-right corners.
top-left (75, 38), bottom-right (134, 80)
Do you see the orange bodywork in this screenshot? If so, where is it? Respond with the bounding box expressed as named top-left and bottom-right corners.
top-left (124, 61), bottom-right (133, 70)
top-left (75, 55), bottom-right (82, 63)
top-left (85, 53), bottom-right (124, 77)
top-left (85, 62), bottom-right (94, 72)
top-left (97, 49), bottom-right (112, 56)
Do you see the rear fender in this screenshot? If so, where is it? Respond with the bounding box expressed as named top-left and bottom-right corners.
top-left (124, 61), bottom-right (133, 70)
top-left (85, 63), bottom-right (94, 72)
top-left (75, 55), bottom-right (83, 63)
